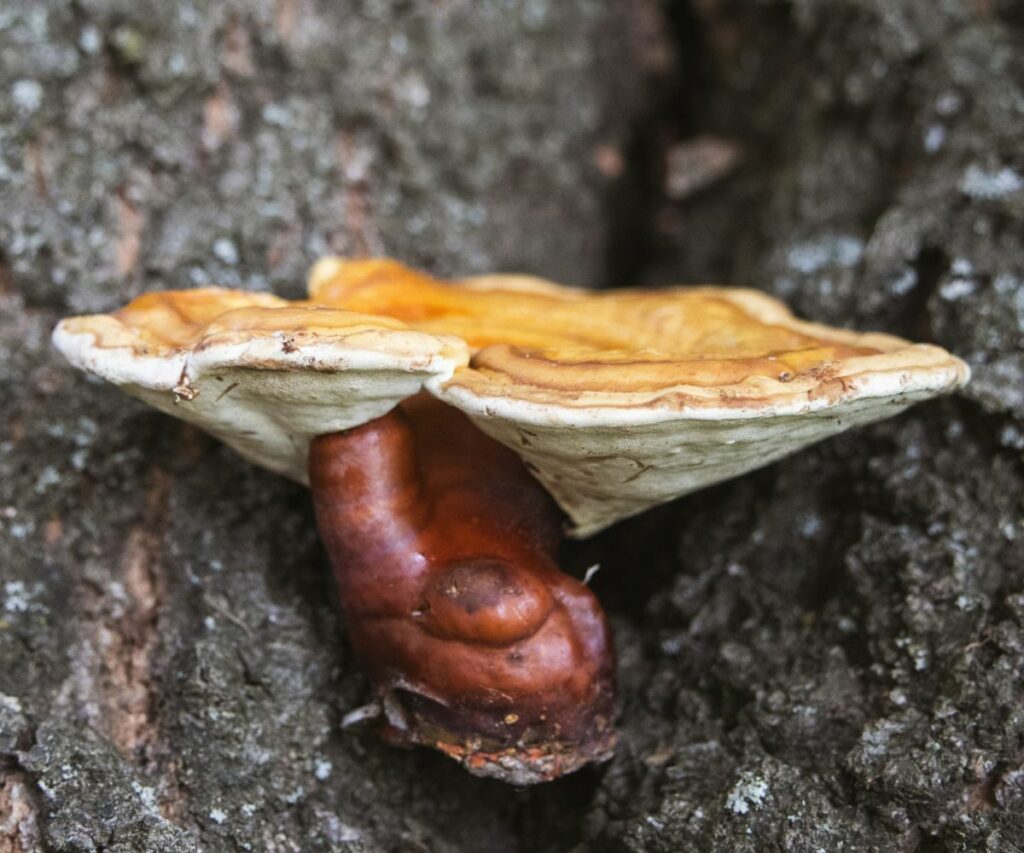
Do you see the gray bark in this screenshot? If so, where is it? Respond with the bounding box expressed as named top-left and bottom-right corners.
top-left (2, 0), bottom-right (1023, 850)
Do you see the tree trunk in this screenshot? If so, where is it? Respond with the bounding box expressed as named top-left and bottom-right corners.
top-left (2, 1), bottom-right (1023, 850)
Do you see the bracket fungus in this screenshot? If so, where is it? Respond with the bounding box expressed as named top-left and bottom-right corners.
top-left (53, 258), bottom-right (968, 784)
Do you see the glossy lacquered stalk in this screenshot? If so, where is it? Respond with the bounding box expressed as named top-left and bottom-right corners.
top-left (308, 395), bottom-right (616, 784)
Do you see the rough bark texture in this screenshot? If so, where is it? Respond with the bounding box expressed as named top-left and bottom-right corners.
top-left (1, 1), bottom-right (1023, 851)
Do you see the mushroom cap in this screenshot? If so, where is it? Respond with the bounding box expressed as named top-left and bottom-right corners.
top-left (309, 258), bottom-right (970, 536)
top-left (53, 288), bottom-right (468, 483)
top-left (54, 259), bottom-right (969, 537)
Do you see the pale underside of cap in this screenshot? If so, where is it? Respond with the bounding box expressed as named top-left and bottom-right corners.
top-left (436, 369), bottom-right (960, 537)
top-left (54, 261), bottom-right (969, 537)
top-left (52, 289), bottom-right (468, 484)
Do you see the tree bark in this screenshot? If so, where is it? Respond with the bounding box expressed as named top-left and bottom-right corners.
top-left (2, 0), bottom-right (1023, 850)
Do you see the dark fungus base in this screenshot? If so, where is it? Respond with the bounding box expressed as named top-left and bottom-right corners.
top-left (309, 394), bottom-right (616, 784)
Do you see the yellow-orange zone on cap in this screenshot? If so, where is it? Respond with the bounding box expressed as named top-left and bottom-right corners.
top-left (307, 257), bottom-right (962, 409)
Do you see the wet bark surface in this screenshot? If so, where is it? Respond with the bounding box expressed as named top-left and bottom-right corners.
top-left (2, 1), bottom-right (1023, 850)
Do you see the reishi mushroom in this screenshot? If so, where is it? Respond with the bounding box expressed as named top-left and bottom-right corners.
top-left (53, 258), bottom-right (969, 783)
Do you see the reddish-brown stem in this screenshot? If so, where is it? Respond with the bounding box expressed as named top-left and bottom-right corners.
top-left (308, 395), bottom-right (616, 783)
